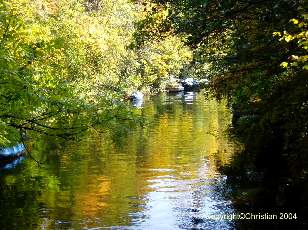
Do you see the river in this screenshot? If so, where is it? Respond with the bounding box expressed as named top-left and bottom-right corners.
top-left (0, 91), bottom-right (236, 229)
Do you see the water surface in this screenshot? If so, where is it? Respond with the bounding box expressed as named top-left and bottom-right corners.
top-left (0, 92), bottom-right (235, 229)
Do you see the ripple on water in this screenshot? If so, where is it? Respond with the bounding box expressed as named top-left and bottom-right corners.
top-left (0, 92), bottom-right (235, 230)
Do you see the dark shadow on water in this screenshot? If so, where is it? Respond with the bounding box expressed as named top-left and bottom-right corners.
top-left (221, 74), bottom-right (308, 229)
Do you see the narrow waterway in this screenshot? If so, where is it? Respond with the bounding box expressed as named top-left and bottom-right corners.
top-left (0, 92), bottom-right (236, 229)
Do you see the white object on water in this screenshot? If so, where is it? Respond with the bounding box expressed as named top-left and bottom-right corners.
top-left (199, 79), bottom-right (209, 84)
top-left (130, 91), bottom-right (144, 108)
top-left (131, 91), bottom-right (144, 100)
top-left (182, 78), bottom-right (199, 87)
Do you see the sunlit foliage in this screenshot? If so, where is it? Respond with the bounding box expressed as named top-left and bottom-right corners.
top-left (0, 0), bottom-right (192, 145)
top-left (134, 35), bottom-right (192, 93)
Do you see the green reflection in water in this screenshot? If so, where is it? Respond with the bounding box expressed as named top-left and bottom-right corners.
top-left (0, 92), bottom-right (235, 229)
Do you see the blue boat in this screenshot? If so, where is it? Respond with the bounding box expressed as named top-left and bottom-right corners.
top-left (0, 143), bottom-right (26, 166)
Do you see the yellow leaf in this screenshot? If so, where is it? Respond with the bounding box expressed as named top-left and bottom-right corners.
top-left (280, 62), bottom-right (288, 68)
top-left (290, 18), bottom-right (299, 24)
top-left (284, 35), bottom-right (293, 42)
top-left (272, 32), bottom-right (281, 37)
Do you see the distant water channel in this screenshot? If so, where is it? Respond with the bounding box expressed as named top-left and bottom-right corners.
top-left (0, 92), bottom-right (236, 229)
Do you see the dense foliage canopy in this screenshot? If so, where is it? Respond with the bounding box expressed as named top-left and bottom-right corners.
top-left (0, 0), bottom-right (192, 145)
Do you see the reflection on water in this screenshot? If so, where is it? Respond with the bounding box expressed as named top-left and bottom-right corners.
top-left (0, 156), bottom-right (25, 171)
top-left (0, 92), bottom-right (235, 229)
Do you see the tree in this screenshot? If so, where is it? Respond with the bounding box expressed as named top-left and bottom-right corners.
top-left (0, 0), bottom-right (193, 145)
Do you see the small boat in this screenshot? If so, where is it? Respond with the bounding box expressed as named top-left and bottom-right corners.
top-left (0, 143), bottom-right (26, 166)
top-left (181, 78), bottom-right (199, 91)
top-left (129, 91), bottom-right (144, 108)
top-left (130, 91), bottom-right (144, 101)
top-left (198, 79), bottom-right (209, 87)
